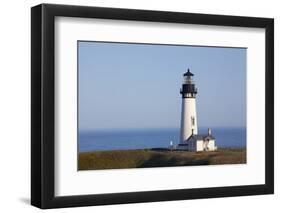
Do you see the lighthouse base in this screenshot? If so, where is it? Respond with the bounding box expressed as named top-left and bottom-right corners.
top-left (178, 134), bottom-right (217, 152)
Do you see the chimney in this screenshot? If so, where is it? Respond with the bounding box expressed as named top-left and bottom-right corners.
top-left (208, 128), bottom-right (211, 135)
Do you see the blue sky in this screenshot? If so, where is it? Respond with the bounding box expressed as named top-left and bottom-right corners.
top-left (78, 41), bottom-right (246, 130)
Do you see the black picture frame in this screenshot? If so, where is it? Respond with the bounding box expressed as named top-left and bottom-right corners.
top-left (31, 3), bottom-right (274, 209)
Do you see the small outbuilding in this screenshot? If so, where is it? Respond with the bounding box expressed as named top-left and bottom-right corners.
top-left (178, 128), bottom-right (217, 152)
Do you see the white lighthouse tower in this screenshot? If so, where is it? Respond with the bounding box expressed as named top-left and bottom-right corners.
top-left (178, 69), bottom-right (217, 151)
top-left (180, 69), bottom-right (198, 143)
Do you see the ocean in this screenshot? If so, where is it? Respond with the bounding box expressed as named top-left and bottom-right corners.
top-left (79, 127), bottom-right (246, 152)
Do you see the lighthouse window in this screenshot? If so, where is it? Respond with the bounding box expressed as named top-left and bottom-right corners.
top-left (191, 117), bottom-right (195, 126)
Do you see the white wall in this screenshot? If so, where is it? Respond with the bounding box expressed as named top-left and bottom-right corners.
top-left (197, 140), bottom-right (204, 151)
top-left (207, 140), bottom-right (216, 151)
top-left (180, 98), bottom-right (198, 142)
top-left (0, 0), bottom-right (279, 212)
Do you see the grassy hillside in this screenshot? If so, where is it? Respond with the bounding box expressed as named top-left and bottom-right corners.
top-left (78, 148), bottom-right (246, 170)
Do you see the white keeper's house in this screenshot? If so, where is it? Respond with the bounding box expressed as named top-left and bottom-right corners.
top-left (178, 69), bottom-right (217, 152)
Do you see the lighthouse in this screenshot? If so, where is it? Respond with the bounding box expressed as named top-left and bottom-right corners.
top-left (180, 69), bottom-right (198, 143)
top-left (178, 69), bottom-right (217, 151)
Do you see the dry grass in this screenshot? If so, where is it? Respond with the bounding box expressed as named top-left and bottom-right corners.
top-left (78, 148), bottom-right (246, 170)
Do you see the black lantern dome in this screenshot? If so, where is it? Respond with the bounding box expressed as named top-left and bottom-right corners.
top-left (183, 69), bottom-right (194, 77)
